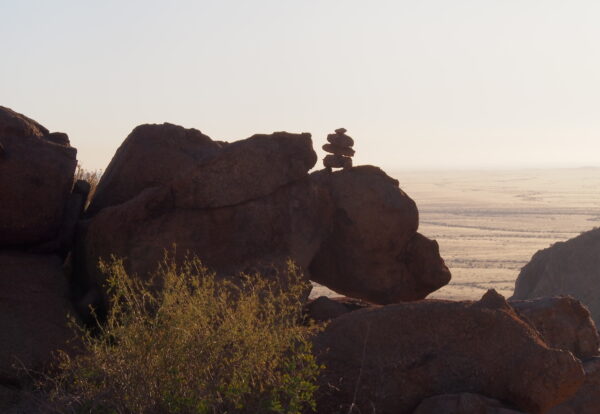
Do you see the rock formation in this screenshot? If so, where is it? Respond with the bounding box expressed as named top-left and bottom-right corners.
top-left (512, 227), bottom-right (600, 326)
top-left (0, 107), bottom-right (78, 405)
top-left (322, 127), bottom-right (354, 170)
top-left (0, 106), bottom-right (77, 247)
top-left (310, 166), bottom-right (451, 303)
top-left (87, 123), bottom-right (223, 215)
top-left (77, 125), bottom-right (450, 308)
top-left (2, 106), bottom-right (599, 413)
top-left (313, 290), bottom-right (585, 414)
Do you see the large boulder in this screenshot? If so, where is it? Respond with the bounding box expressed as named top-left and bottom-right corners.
top-left (549, 357), bottom-right (600, 414)
top-left (309, 167), bottom-right (451, 303)
top-left (87, 123), bottom-right (223, 215)
top-left (0, 252), bottom-right (74, 385)
top-left (171, 132), bottom-right (317, 209)
top-left (511, 297), bottom-right (599, 360)
top-left (0, 106), bottom-right (77, 247)
top-left (313, 290), bottom-right (584, 414)
top-left (512, 228), bottom-right (600, 326)
top-left (77, 178), bottom-right (334, 299)
top-left (77, 130), bottom-right (323, 302)
top-left (413, 392), bottom-right (526, 414)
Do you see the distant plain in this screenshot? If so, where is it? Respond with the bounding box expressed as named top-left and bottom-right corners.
top-left (311, 167), bottom-right (600, 301)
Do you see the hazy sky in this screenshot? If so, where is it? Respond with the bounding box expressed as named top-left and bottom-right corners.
top-left (2, 1), bottom-right (599, 170)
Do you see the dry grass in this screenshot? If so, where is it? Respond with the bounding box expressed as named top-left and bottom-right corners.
top-left (74, 164), bottom-right (102, 207)
top-left (40, 256), bottom-right (321, 414)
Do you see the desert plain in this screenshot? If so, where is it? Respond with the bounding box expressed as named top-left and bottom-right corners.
top-left (311, 167), bottom-right (600, 301)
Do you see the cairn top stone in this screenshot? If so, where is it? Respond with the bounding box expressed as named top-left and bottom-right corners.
top-left (334, 127), bottom-right (347, 134)
top-left (327, 133), bottom-right (354, 148)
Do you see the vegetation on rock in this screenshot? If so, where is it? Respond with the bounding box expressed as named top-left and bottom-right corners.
top-left (42, 256), bottom-right (321, 414)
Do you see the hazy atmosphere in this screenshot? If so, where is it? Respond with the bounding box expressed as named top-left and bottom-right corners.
top-left (2, 0), bottom-right (600, 170)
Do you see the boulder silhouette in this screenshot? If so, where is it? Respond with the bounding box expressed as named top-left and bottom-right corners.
top-left (309, 167), bottom-right (451, 303)
top-left (313, 290), bottom-right (584, 414)
top-left (87, 123), bottom-right (223, 215)
top-left (78, 127), bottom-right (449, 308)
top-left (0, 106), bottom-right (77, 247)
top-left (76, 130), bottom-right (331, 303)
top-left (512, 228), bottom-right (600, 327)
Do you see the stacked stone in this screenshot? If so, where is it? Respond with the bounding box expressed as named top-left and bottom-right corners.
top-left (323, 128), bottom-right (354, 171)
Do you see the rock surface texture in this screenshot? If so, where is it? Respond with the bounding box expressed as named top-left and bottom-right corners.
top-left (0, 106), bottom-right (77, 247)
top-left (413, 392), bottom-right (526, 414)
top-left (0, 252), bottom-right (74, 384)
top-left (511, 296), bottom-right (600, 360)
top-left (87, 123), bottom-right (223, 215)
top-left (512, 227), bottom-right (600, 327)
top-left (313, 290), bottom-right (584, 414)
top-left (77, 129), bottom-right (332, 299)
top-left (309, 166), bottom-right (451, 303)
top-left (549, 357), bottom-right (600, 414)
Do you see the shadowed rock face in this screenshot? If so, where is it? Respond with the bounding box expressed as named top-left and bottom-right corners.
top-left (78, 177), bottom-right (334, 293)
top-left (0, 252), bottom-right (74, 384)
top-left (77, 130), bottom-right (331, 297)
top-left (172, 132), bottom-right (317, 209)
top-left (0, 106), bottom-right (77, 247)
top-left (511, 296), bottom-right (600, 360)
top-left (549, 357), bottom-right (600, 414)
top-left (87, 123), bottom-right (223, 216)
top-left (313, 290), bottom-right (584, 414)
top-left (309, 167), bottom-right (451, 303)
top-left (413, 392), bottom-right (526, 414)
top-left (512, 227), bottom-right (600, 327)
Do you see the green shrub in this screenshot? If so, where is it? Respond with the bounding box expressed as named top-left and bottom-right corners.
top-left (45, 256), bottom-right (321, 414)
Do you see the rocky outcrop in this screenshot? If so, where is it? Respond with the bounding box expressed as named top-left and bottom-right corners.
top-left (309, 166), bottom-right (451, 303)
top-left (0, 252), bottom-right (74, 385)
top-left (313, 290), bottom-right (584, 414)
top-left (0, 106), bottom-right (77, 247)
top-left (77, 130), bottom-right (330, 301)
top-left (79, 128), bottom-right (449, 308)
top-left (413, 392), bottom-right (525, 414)
top-left (511, 296), bottom-right (600, 360)
top-left (87, 123), bottom-right (223, 215)
top-left (512, 228), bottom-right (600, 327)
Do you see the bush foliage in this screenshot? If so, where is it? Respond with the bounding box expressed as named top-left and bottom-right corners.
top-left (46, 256), bottom-right (321, 414)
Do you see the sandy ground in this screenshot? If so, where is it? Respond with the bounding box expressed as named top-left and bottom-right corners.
top-left (310, 167), bottom-right (600, 301)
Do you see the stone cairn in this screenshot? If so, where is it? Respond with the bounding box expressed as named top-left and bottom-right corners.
top-left (323, 128), bottom-right (355, 171)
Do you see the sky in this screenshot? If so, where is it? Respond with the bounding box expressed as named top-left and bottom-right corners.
top-left (2, 1), bottom-right (599, 171)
